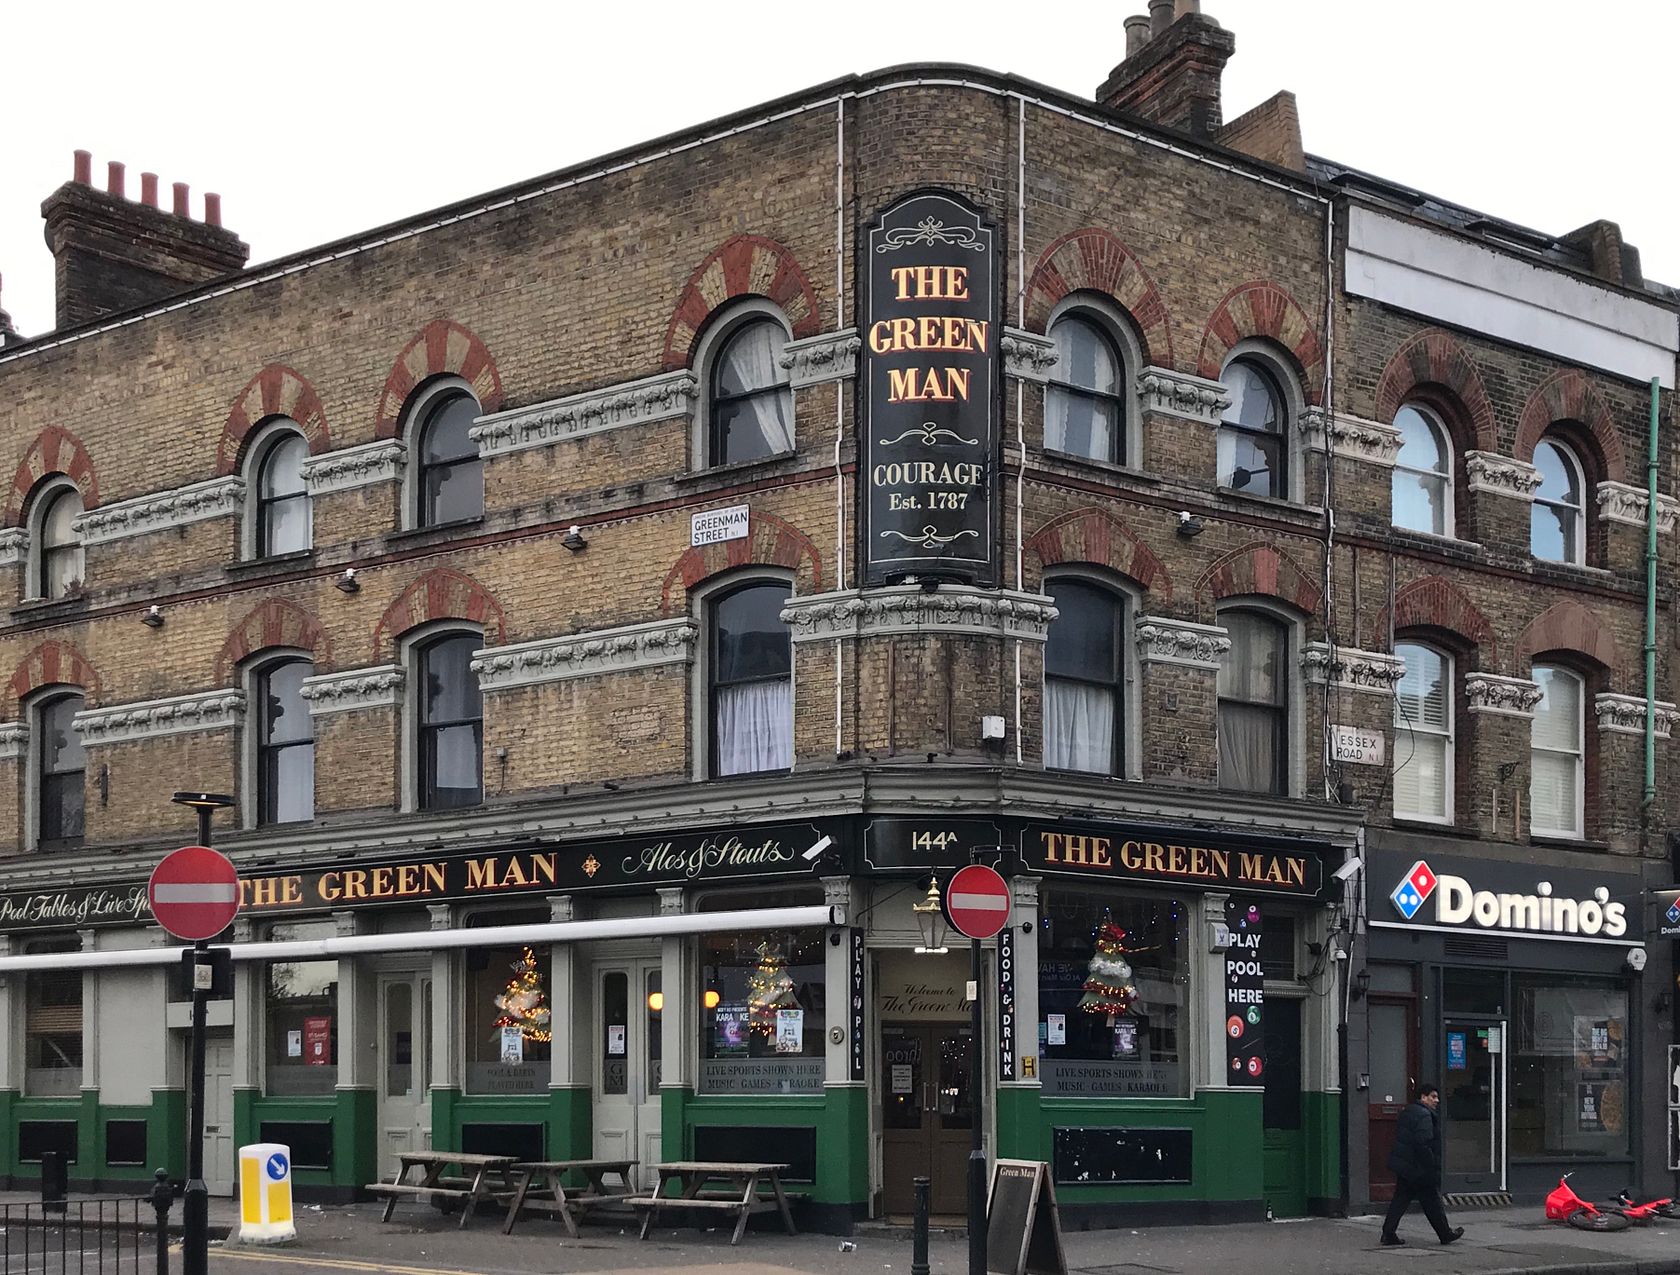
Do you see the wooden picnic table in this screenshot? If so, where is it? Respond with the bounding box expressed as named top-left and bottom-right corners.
top-left (501, 1158), bottom-right (637, 1236)
top-left (366, 1151), bottom-right (519, 1229)
top-left (626, 1160), bottom-right (798, 1246)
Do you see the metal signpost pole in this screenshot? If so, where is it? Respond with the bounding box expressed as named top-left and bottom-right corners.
top-left (182, 801), bottom-right (213, 1275)
top-left (968, 928), bottom-right (985, 1275)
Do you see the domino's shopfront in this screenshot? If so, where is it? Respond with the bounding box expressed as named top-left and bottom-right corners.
top-left (1360, 841), bottom-right (1657, 1206)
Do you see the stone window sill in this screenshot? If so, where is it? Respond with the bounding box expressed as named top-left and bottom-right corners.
top-left (673, 451), bottom-right (800, 487)
top-left (11, 594), bottom-right (91, 623)
top-left (224, 549), bottom-right (316, 578)
top-left (1034, 449), bottom-right (1161, 487)
top-left (385, 516), bottom-right (486, 549)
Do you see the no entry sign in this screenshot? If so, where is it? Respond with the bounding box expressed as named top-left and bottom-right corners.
top-left (946, 864), bottom-right (1011, 940)
top-left (149, 845), bottom-right (240, 942)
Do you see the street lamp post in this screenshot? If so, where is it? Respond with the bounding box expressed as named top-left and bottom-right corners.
top-left (171, 791), bottom-right (235, 1275)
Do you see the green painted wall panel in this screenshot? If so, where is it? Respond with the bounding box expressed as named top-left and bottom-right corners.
top-left (671, 1088), bottom-right (867, 1206)
top-left (1302, 1091), bottom-right (1341, 1200)
top-left (152, 1088), bottom-right (187, 1179)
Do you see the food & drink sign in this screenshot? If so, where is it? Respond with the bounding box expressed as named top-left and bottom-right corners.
top-left (864, 190), bottom-right (998, 585)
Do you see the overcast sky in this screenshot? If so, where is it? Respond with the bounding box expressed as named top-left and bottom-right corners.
top-left (2, 1), bottom-right (1674, 340)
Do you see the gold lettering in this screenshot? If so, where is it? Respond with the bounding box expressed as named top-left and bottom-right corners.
top-left (1209, 848), bottom-right (1230, 879)
top-left (394, 865), bottom-right (419, 896)
top-left (890, 265), bottom-right (970, 300)
top-left (886, 366), bottom-right (970, 402)
top-left (318, 872), bottom-right (341, 903)
top-left (1166, 844), bottom-right (1188, 876)
top-left (1144, 842), bottom-right (1165, 876)
top-left (1041, 832), bottom-right (1062, 863)
top-left (466, 858), bottom-right (497, 891)
top-left (531, 854), bottom-right (556, 886)
top-left (1285, 857), bottom-right (1305, 887)
top-left (422, 863), bottom-right (445, 894)
top-left (281, 877), bottom-right (302, 905)
top-left (1238, 852), bottom-right (1264, 882)
top-left (370, 867), bottom-right (393, 897)
top-left (1091, 837), bottom-right (1113, 869)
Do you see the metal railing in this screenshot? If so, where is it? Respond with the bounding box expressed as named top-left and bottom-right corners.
top-left (1, 1169), bottom-right (175, 1275)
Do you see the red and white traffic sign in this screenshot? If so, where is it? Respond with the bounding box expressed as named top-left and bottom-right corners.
top-left (945, 864), bottom-right (1011, 940)
top-left (148, 845), bottom-right (240, 942)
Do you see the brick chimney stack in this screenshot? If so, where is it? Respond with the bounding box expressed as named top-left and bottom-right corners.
top-left (41, 150), bottom-right (249, 331)
top-left (1098, 2), bottom-right (1237, 139)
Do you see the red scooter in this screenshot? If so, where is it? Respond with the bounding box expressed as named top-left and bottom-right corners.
top-left (1614, 1189), bottom-right (1680, 1224)
top-left (1545, 1175), bottom-right (1631, 1231)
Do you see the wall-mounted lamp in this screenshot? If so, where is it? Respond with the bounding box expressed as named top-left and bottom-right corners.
top-left (1352, 968), bottom-right (1371, 1001)
top-left (912, 876), bottom-right (949, 954)
top-left (335, 567), bottom-right (360, 594)
top-left (562, 525), bottom-right (588, 553)
top-left (1176, 511), bottom-right (1204, 538)
top-left (141, 604), bottom-right (164, 628)
top-left (646, 990), bottom-right (664, 1013)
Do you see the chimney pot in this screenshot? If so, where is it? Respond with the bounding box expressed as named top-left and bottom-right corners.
top-left (1148, 0), bottom-right (1174, 36)
top-left (1174, 0), bottom-right (1201, 15)
top-left (73, 150), bottom-right (92, 185)
top-left (106, 161), bottom-right (126, 198)
top-left (140, 173), bottom-right (159, 208)
top-left (1125, 14), bottom-right (1151, 55)
top-left (204, 193), bottom-right (223, 227)
top-left (172, 182), bottom-right (189, 217)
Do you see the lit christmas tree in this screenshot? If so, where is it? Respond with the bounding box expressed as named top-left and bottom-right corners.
top-left (746, 941), bottom-right (798, 1037)
top-left (1078, 922), bottom-right (1140, 1024)
top-left (493, 946), bottom-right (553, 1043)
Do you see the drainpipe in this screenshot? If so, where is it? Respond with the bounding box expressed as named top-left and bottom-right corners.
top-left (1645, 376), bottom-right (1659, 809)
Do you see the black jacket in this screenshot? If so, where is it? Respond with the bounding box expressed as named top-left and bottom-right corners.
top-left (1387, 1100), bottom-right (1443, 1185)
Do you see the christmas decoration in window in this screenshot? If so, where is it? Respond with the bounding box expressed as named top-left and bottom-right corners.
top-left (493, 945), bottom-right (553, 1043)
top-left (746, 941), bottom-right (799, 1038)
top-left (1079, 922), bottom-right (1145, 1024)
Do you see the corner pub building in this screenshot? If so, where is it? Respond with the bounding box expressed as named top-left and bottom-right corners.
top-left (0, 1), bottom-right (1675, 1231)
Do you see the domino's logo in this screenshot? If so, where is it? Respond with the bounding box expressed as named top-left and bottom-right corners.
top-left (1667, 898), bottom-right (1680, 927)
top-left (1391, 860), bottom-right (1438, 921)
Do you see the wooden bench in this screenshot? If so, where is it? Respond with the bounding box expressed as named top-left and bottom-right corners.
top-left (501, 1158), bottom-right (638, 1237)
top-left (366, 1152), bottom-right (519, 1229)
top-left (627, 1161), bottom-right (797, 1246)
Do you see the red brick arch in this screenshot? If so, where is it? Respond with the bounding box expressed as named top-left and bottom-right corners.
top-left (373, 567), bottom-right (507, 661)
top-left (660, 512), bottom-right (823, 614)
top-left (216, 365), bottom-right (331, 476)
top-left (1022, 508), bottom-right (1172, 601)
top-left (1515, 369), bottom-right (1625, 483)
top-left (10, 639), bottom-right (101, 709)
top-left (1374, 575), bottom-right (1497, 665)
top-left (1024, 228), bottom-right (1173, 366)
top-left (662, 236), bottom-right (823, 370)
top-left (1374, 329), bottom-right (1496, 452)
top-left (5, 427), bottom-right (99, 526)
top-left (215, 598), bottom-right (332, 684)
top-left (1197, 542), bottom-right (1320, 615)
top-left (1517, 600), bottom-right (1620, 672)
top-left (375, 320), bottom-right (505, 440)
top-left (1196, 281), bottom-right (1324, 404)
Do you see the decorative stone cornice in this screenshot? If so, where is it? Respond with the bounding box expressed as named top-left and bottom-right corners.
top-left (1134, 616), bottom-right (1230, 669)
top-left (471, 369), bottom-right (698, 458)
top-left (0, 527), bottom-right (26, 568)
top-left (0, 721), bottom-right (25, 760)
top-left (300, 439), bottom-right (407, 495)
top-left (299, 665), bottom-right (404, 715)
top-left (779, 329), bottom-right (860, 388)
top-left (781, 586), bottom-right (1058, 644)
top-left (1001, 329), bottom-right (1058, 383)
top-left (1465, 451), bottom-right (1542, 501)
top-left (1464, 672), bottom-right (1543, 717)
top-left (1596, 481), bottom-right (1679, 534)
top-left (73, 689), bottom-right (245, 747)
top-left (1136, 366), bottom-right (1231, 426)
top-left (1300, 409), bottom-right (1404, 468)
top-left (1594, 693), bottom-right (1679, 738)
top-left (472, 619), bottom-right (698, 691)
top-left (1302, 643), bottom-right (1406, 694)
top-left (73, 476), bottom-right (243, 545)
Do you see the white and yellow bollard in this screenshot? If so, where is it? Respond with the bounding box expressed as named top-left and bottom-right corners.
top-left (237, 1143), bottom-right (297, 1244)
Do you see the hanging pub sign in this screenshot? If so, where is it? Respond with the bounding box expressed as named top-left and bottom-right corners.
top-left (1224, 899), bottom-right (1265, 1084)
top-left (864, 189), bottom-right (998, 586)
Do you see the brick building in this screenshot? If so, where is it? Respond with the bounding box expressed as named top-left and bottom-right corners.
top-left (0, 0), bottom-right (1674, 1226)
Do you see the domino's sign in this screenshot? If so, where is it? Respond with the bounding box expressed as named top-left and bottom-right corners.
top-left (1389, 857), bottom-right (1628, 939)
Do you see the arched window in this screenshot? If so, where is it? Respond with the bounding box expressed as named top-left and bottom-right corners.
top-left (709, 580), bottom-right (792, 776)
top-left (1530, 664), bottom-right (1584, 838)
top-left (254, 430), bottom-right (312, 557)
top-left (36, 692), bottom-right (85, 848)
top-left (1218, 359), bottom-right (1285, 498)
top-left (416, 391), bottom-right (483, 527)
top-left (416, 633), bottom-right (483, 809)
top-left (1531, 438), bottom-right (1585, 564)
top-left (1393, 642), bottom-right (1453, 823)
top-left (1044, 314), bottom-right (1124, 463)
top-left (32, 483), bottom-right (84, 601)
top-left (709, 318), bottom-right (793, 466)
top-left (1217, 609), bottom-right (1288, 794)
top-left (256, 658), bottom-right (314, 825)
top-left (1043, 579), bottom-right (1123, 774)
top-left (1392, 405), bottom-right (1452, 536)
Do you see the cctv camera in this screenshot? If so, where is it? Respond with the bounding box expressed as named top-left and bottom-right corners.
top-left (1627, 948), bottom-right (1648, 973)
top-left (1332, 856), bottom-right (1364, 883)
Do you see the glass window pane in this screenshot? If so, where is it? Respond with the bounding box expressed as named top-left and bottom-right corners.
top-left (423, 637), bottom-right (483, 724)
top-left (1533, 441), bottom-right (1580, 503)
top-left (465, 932), bottom-right (551, 1094)
top-left (1531, 667), bottom-right (1581, 751)
top-left (1531, 501), bottom-right (1577, 563)
top-left (1530, 751), bottom-right (1579, 834)
top-left (423, 457), bottom-right (484, 525)
top-left (1395, 645), bottom-right (1449, 731)
top-left (1218, 701), bottom-right (1283, 794)
top-left (263, 744), bottom-right (315, 825)
top-left (42, 490), bottom-right (80, 550)
top-left (1221, 362), bottom-right (1279, 433)
top-left (1394, 407), bottom-right (1446, 473)
top-left (25, 938), bottom-right (82, 1095)
top-left (1393, 732), bottom-right (1449, 821)
top-left (714, 392), bottom-right (792, 466)
top-left (716, 321), bottom-right (788, 398)
top-left (1052, 318), bottom-right (1118, 394)
top-left (714, 585), bottom-right (792, 684)
top-left (1218, 427), bottom-right (1281, 496)
top-left (263, 493), bottom-right (312, 556)
top-left (1044, 679), bottom-right (1115, 772)
top-left (426, 723), bottom-right (482, 808)
top-left (385, 981), bottom-right (412, 1099)
top-left (1367, 1002), bottom-right (1411, 1107)
top-left (265, 924), bottom-right (338, 1096)
top-left (41, 771), bottom-right (85, 844)
top-left (698, 928), bottom-right (826, 1094)
top-left (1511, 976), bottom-right (1628, 1159)
top-left (420, 395), bottom-right (479, 465)
top-left (1219, 612), bottom-right (1284, 705)
top-left (261, 434), bottom-right (309, 498)
top-left (1044, 388), bottom-right (1119, 462)
top-left (714, 681), bottom-right (792, 775)
top-left (1045, 582), bottom-right (1116, 678)
top-left (42, 697), bottom-right (84, 774)
top-left (1392, 469), bottom-right (1447, 535)
top-left (262, 662), bottom-right (313, 745)
top-left (602, 970), bottom-right (628, 1095)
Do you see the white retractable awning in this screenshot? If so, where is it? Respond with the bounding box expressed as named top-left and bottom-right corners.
top-left (0, 905), bottom-right (840, 973)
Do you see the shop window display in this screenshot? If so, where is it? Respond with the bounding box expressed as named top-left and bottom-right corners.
top-left (465, 910), bottom-right (552, 1095)
top-left (1037, 889), bottom-right (1188, 1097)
top-left (264, 922), bottom-right (338, 1096)
top-left (24, 935), bottom-right (82, 1096)
top-left (1511, 975), bottom-right (1628, 1159)
top-left (698, 927), bottom-right (825, 1095)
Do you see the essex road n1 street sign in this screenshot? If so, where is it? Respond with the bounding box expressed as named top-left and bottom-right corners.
top-left (946, 863), bottom-right (1011, 941)
top-left (149, 845), bottom-right (240, 942)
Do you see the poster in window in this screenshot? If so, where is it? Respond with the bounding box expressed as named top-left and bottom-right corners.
top-left (714, 1006), bottom-right (749, 1056)
top-left (1579, 1081), bottom-right (1606, 1133)
top-left (303, 1016), bottom-right (332, 1066)
top-left (500, 1025), bottom-right (524, 1065)
top-left (1046, 1014), bottom-right (1066, 1046)
top-left (1573, 1016), bottom-right (1623, 1069)
top-left (607, 1024), bottom-right (626, 1057)
top-left (1447, 1031), bottom-right (1467, 1070)
top-left (891, 1063), bottom-right (914, 1095)
top-left (286, 1030), bottom-right (303, 1059)
top-left (1114, 1020), bottom-right (1139, 1060)
top-left (775, 1009), bottom-right (804, 1054)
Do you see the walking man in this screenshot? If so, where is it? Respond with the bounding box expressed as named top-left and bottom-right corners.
top-left (1381, 1082), bottom-right (1464, 1246)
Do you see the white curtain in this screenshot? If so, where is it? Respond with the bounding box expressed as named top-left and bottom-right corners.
top-left (716, 680), bottom-right (793, 775)
top-left (727, 326), bottom-right (794, 454)
top-left (1218, 703), bottom-right (1278, 792)
top-left (1045, 680), bottom-right (1115, 773)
